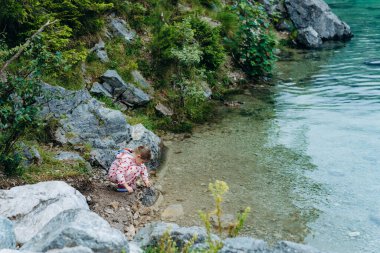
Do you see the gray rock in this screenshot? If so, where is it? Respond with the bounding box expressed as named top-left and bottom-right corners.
top-left (140, 188), bottom-right (160, 207)
top-left (46, 246), bottom-right (94, 253)
top-left (0, 250), bottom-right (36, 253)
top-left (21, 209), bottom-right (129, 253)
top-left (133, 222), bottom-right (220, 250)
top-left (90, 40), bottom-right (109, 63)
top-left (0, 217), bottom-right (16, 249)
top-left (90, 148), bottom-right (118, 170)
top-left (101, 70), bottom-right (150, 106)
top-left (19, 143), bottom-right (42, 166)
top-left (40, 84), bottom-right (134, 168)
top-left (107, 16), bottom-right (136, 42)
top-left (54, 152), bottom-right (85, 161)
top-left (285, 0), bottom-right (353, 42)
top-left (90, 82), bottom-right (113, 98)
top-left (219, 237), bottom-right (269, 253)
top-left (296, 27), bottom-right (323, 48)
top-left (128, 242), bottom-right (143, 253)
top-left (273, 241), bottom-right (324, 253)
top-left (0, 181), bottom-right (88, 244)
top-left (127, 124), bottom-right (162, 170)
top-left (155, 103), bottom-right (173, 116)
top-left (276, 20), bottom-right (294, 32)
top-left (131, 70), bottom-right (150, 89)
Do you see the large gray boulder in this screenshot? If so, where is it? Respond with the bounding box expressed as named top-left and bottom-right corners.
top-left (40, 83), bottom-right (161, 170)
top-left (90, 124), bottom-right (162, 171)
top-left (296, 26), bottom-right (323, 48)
top-left (21, 209), bottom-right (129, 253)
top-left (101, 70), bottom-right (150, 106)
top-left (285, 0), bottom-right (352, 45)
top-left (133, 222), bottom-right (220, 250)
top-left (0, 181), bottom-right (88, 244)
top-left (219, 237), bottom-right (269, 253)
top-left (41, 84), bottom-right (132, 149)
top-left (0, 217), bottom-right (16, 249)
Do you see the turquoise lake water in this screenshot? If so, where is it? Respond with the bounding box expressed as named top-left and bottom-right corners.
top-left (158, 1), bottom-right (380, 252)
top-left (274, 1), bottom-right (380, 252)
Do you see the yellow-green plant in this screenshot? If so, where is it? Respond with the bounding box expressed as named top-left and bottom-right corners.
top-left (209, 180), bottom-right (229, 235)
top-left (228, 207), bottom-right (251, 237)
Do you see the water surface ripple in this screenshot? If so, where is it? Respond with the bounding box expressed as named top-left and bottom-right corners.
top-left (274, 1), bottom-right (380, 252)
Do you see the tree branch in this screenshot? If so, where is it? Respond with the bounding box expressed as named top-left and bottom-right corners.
top-left (0, 19), bottom-right (58, 82)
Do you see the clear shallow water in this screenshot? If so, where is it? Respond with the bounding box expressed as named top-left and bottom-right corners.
top-left (157, 1), bottom-right (380, 252)
top-left (273, 1), bottom-right (380, 252)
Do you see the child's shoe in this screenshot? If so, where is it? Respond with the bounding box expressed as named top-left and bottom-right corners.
top-left (117, 184), bottom-right (128, 192)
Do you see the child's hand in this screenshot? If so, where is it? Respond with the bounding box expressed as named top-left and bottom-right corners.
top-left (144, 180), bottom-right (151, 187)
top-left (126, 186), bottom-right (134, 193)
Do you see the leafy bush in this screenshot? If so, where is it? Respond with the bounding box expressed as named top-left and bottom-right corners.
top-left (0, 0), bottom-right (113, 44)
top-left (0, 33), bottom-right (61, 175)
top-left (152, 17), bottom-right (225, 74)
top-left (229, 0), bottom-right (276, 77)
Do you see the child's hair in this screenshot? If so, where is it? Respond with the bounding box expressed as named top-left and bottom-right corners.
top-left (134, 146), bottom-right (152, 161)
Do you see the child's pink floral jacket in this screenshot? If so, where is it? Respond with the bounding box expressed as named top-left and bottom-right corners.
top-left (108, 149), bottom-right (149, 187)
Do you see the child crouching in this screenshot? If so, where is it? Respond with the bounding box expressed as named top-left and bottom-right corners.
top-left (108, 146), bottom-right (152, 192)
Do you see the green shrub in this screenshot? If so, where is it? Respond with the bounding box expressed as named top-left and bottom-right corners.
top-left (0, 0), bottom-right (113, 44)
top-left (229, 0), bottom-right (276, 77)
top-left (0, 33), bottom-right (62, 175)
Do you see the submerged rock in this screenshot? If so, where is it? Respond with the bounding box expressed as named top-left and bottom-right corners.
top-left (273, 240), bottom-right (325, 253)
top-left (364, 59), bottom-right (380, 66)
top-left (0, 181), bottom-right (88, 244)
top-left (21, 209), bottom-right (129, 253)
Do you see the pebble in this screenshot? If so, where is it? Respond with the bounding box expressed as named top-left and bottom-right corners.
top-left (104, 208), bottom-right (114, 214)
top-left (109, 201), bottom-right (120, 210)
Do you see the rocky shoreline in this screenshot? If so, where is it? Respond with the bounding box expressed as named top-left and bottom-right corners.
top-left (0, 180), bottom-right (327, 253)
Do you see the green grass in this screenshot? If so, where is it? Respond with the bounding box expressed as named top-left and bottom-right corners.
top-left (20, 145), bottom-right (90, 184)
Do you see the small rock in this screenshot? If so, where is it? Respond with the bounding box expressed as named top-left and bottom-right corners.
top-left (155, 103), bottom-right (173, 116)
top-left (86, 196), bottom-right (92, 202)
top-left (139, 207), bottom-right (151, 216)
top-left (109, 201), bottom-right (120, 210)
top-left (161, 204), bottom-right (184, 221)
top-left (125, 224), bottom-right (136, 240)
top-left (104, 208), bottom-right (114, 214)
top-left (133, 212), bottom-right (139, 220)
